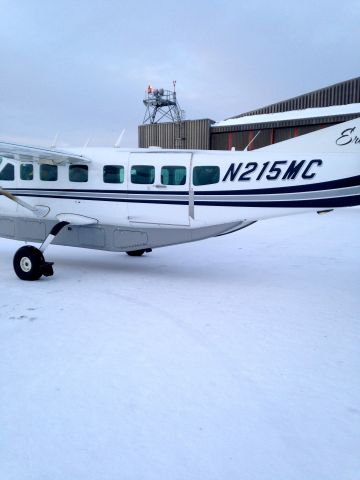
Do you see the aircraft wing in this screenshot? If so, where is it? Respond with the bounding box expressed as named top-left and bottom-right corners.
top-left (0, 141), bottom-right (90, 165)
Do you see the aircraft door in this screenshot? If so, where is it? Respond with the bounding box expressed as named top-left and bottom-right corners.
top-left (127, 153), bottom-right (191, 226)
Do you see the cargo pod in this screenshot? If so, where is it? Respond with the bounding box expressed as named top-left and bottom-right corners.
top-left (127, 152), bottom-right (191, 226)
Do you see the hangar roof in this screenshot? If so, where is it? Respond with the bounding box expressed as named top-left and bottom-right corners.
top-left (213, 103), bottom-right (360, 128)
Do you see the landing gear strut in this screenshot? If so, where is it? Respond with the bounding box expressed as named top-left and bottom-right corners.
top-left (13, 221), bottom-right (69, 281)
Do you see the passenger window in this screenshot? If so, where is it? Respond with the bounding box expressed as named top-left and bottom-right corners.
top-left (193, 166), bottom-right (220, 186)
top-left (131, 165), bottom-right (155, 184)
top-left (40, 164), bottom-right (58, 181)
top-left (103, 165), bottom-right (124, 184)
top-left (161, 166), bottom-right (186, 185)
top-left (20, 163), bottom-right (33, 181)
top-left (0, 163), bottom-right (15, 181)
top-left (69, 165), bottom-right (88, 182)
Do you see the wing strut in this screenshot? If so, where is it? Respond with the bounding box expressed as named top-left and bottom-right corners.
top-left (0, 187), bottom-right (49, 217)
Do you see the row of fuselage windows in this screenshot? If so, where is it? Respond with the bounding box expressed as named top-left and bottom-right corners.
top-left (0, 163), bottom-right (221, 186)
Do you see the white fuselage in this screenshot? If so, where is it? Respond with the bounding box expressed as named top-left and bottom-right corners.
top-left (0, 117), bottom-right (360, 252)
top-left (1, 148), bottom-right (359, 223)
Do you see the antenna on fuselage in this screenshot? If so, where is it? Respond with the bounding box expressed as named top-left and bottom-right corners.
top-left (50, 132), bottom-right (59, 149)
top-left (81, 137), bottom-right (91, 157)
top-left (244, 130), bottom-right (261, 151)
top-left (114, 129), bottom-right (125, 148)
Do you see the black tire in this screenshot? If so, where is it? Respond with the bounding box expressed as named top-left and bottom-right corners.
top-left (126, 249), bottom-right (146, 257)
top-left (13, 246), bottom-right (45, 281)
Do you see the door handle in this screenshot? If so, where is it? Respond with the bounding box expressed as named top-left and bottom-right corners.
top-left (155, 184), bottom-right (167, 189)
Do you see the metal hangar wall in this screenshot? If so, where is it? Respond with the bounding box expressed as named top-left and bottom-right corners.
top-left (138, 119), bottom-right (215, 150)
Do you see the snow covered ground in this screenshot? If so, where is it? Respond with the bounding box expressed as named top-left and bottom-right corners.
top-left (0, 208), bottom-right (359, 480)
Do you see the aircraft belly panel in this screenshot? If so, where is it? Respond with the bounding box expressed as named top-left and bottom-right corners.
top-left (0, 218), bottom-right (16, 238)
top-left (113, 229), bottom-right (148, 249)
top-left (79, 226), bottom-right (106, 248)
top-left (17, 220), bottom-right (46, 242)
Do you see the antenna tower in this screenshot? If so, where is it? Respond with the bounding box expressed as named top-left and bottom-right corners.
top-left (143, 80), bottom-right (184, 124)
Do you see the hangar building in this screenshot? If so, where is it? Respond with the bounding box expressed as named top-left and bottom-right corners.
top-left (138, 77), bottom-right (360, 150)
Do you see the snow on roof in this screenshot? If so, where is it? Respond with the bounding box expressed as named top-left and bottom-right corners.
top-left (212, 103), bottom-right (360, 127)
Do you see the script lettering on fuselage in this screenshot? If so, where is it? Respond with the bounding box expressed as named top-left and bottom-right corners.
top-left (336, 127), bottom-right (360, 146)
top-left (222, 159), bottom-right (323, 183)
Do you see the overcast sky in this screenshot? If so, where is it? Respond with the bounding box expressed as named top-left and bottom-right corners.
top-left (1, 0), bottom-right (359, 147)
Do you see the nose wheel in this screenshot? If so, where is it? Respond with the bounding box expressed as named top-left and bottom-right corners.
top-left (13, 245), bottom-right (54, 281)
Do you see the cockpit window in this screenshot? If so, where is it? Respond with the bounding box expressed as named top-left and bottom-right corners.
top-left (192, 166), bottom-right (220, 186)
top-left (0, 163), bottom-right (15, 181)
top-left (40, 164), bottom-right (58, 181)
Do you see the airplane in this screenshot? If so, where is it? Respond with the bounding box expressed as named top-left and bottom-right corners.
top-left (0, 117), bottom-right (359, 280)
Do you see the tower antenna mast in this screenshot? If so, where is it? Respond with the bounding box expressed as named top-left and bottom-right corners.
top-left (143, 81), bottom-right (183, 124)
